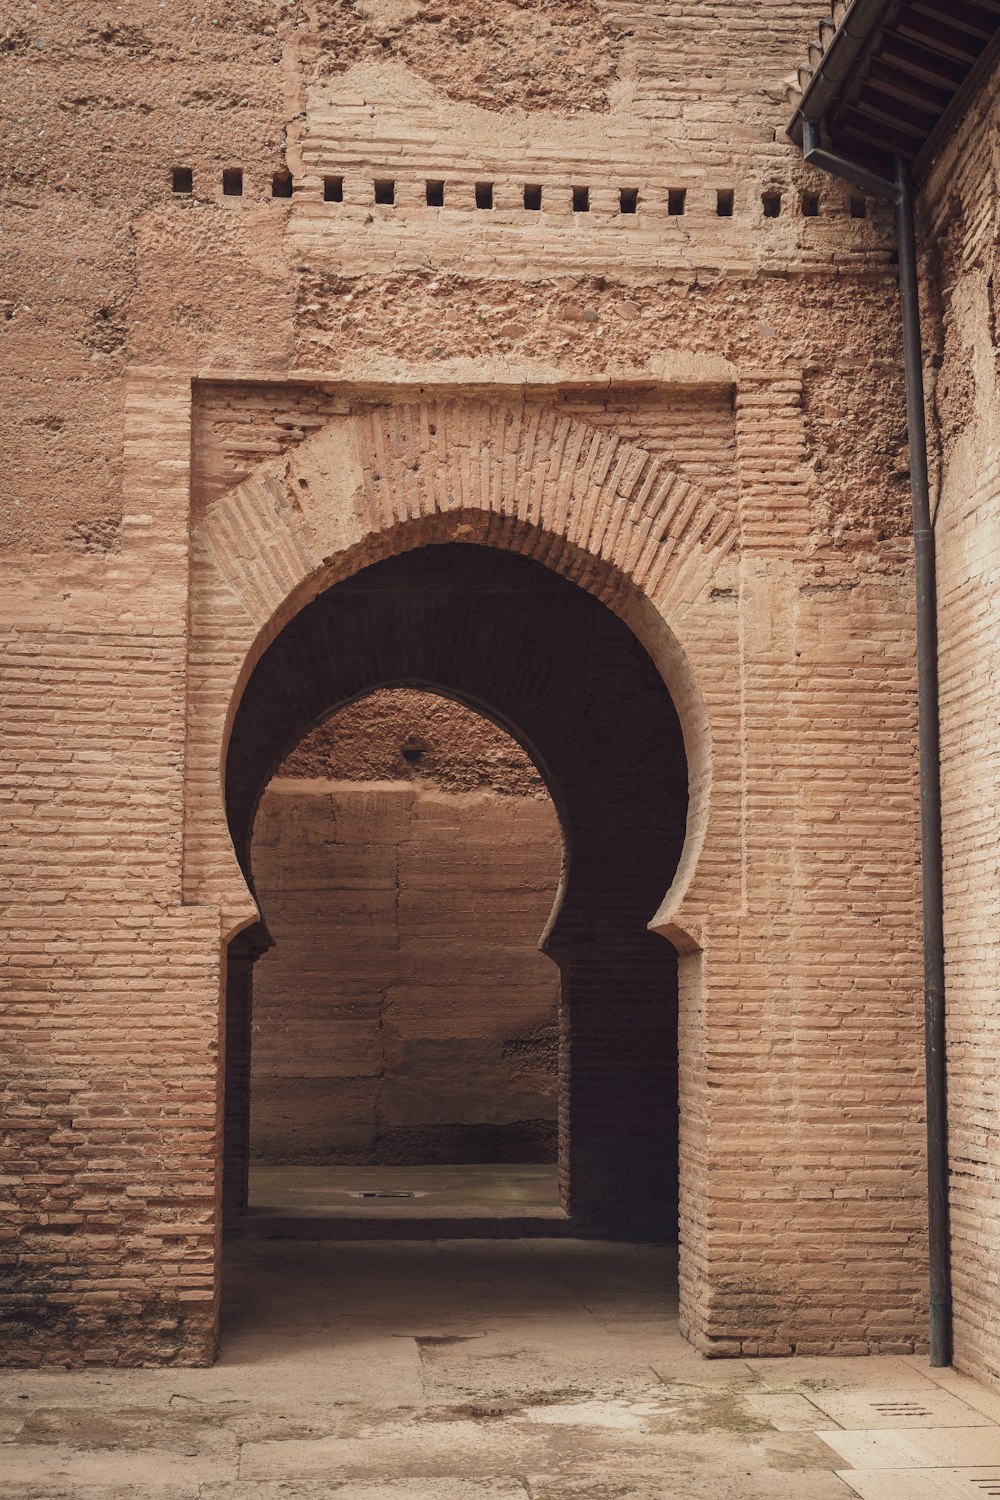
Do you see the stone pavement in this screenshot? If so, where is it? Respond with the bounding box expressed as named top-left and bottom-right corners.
top-left (242, 1163), bottom-right (567, 1234)
top-left (2, 1238), bottom-right (999, 1499)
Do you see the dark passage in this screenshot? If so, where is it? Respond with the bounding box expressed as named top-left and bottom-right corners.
top-left (224, 544), bottom-right (688, 1242)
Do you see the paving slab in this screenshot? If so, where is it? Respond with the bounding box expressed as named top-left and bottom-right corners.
top-left (910, 1367), bottom-right (1000, 1425)
top-left (520, 1397), bottom-right (650, 1429)
top-left (0, 1444), bottom-right (236, 1488)
top-left (525, 1475), bottom-right (854, 1500)
top-left (203, 1484), bottom-right (529, 1500)
top-left (249, 1163), bottom-right (561, 1219)
top-left (820, 1426), bottom-right (1000, 1469)
top-left (837, 1468), bottom-right (1000, 1499)
top-left (750, 1356), bottom-right (938, 1392)
top-left (13, 1404), bottom-right (241, 1455)
top-left (0, 1488), bottom-right (200, 1500)
top-left (652, 1354), bottom-right (764, 1390)
top-left (0, 1486), bottom-right (528, 1500)
top-left (414, 1327), bottom-right (666, 1405)
top-left (237, 1412), bottom-right (651, 1482)
top-left (744, 1391), bottom-right (833, 1430)
top-left (808, 1388), bottom-right (992, 1430)
top-left (206, 1331), bottom-right (426, 1409)
top-left (0, 1371), bottom-right (181, 1412)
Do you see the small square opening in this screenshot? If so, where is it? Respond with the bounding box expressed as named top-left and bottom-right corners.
top-left (668, 187), bottom-right (686, 216)
top-left (374, 178), bottom-right (395, 205)
top-left (324, 175), bottom-right (344, 203)
top-left (762, 189), bottom-right (781, 218)
top-left (272, 170), bottom-right (293, 199)
top-left (850, 194), bottom-right (867, 219)
top-left (475, 181), bottom-right (494, 210)
top-left (222, 167), bottom-right (243, 197)
top-left (171, 166), bottom-right (193, 195)
top-left (426, 179), bottom-right (445, 207)
top-left (524, 183), bottom-right (542, 211)
top-left (716, 188), bottom-right (734, 217)
top-left (572, 185), bottom-right (590, 213)
top-left (801, 189), bottom-right (820, 217)
top-left (619, 187), bottom-right (638, 215)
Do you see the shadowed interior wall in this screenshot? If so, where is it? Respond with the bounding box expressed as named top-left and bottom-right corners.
top-left (225, 543), bottom-right (688, 1241)
top-left (248, 690), bottom-right (563, 1166)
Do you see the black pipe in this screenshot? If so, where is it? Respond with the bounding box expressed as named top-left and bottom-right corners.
top-left (895, 157), bottom-right (952, 1369)
top-left (798, 119), bottom-right (952, 1367)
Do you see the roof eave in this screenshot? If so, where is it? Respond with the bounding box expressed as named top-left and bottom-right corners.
top-left (789, 0), bottom-right (1000, 178)
top-left (788, 0), bottom-right (897, 144)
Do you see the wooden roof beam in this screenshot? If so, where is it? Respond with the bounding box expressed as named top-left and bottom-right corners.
top-left (909, 0), bottom-right (1000, 40)
top-left (896, 11), bottom-right (988, 63)
top-left (876, 34), bottom-right (969, 90)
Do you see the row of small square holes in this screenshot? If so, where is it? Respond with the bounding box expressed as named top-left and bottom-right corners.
top-left (170, 167), bottom-right (868, 219)
top-left (171, 166), bottom-right (293, 198)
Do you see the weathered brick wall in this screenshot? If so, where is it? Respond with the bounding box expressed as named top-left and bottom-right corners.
top-left (248, 694), bottom-right (562, 1167)
top-left (920, 59), bottom-right (1000, 1390)
top-left (0, 562), bottom-right (222, 1364)
top-left (0, 1), bottom-right (932, 1366)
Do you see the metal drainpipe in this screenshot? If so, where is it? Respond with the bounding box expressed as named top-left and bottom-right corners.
top-left (800, 121), bottom-right (952, 1367)
top-left (895, 158), bottom-right (952, 1370)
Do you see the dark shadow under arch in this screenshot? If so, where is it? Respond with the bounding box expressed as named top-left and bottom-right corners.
top-left (224, 544), bottom-right (688, 1241)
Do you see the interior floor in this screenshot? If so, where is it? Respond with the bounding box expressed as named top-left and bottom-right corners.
top-left (3, 1238), bottom-right (991, 1499)
top-left (240, 1163), bottom-right (567, 1240)
top-left (249, 1163), bottom-right (563, 1216)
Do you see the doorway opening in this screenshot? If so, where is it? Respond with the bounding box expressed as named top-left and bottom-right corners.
top-left (223, 543), bottom-right (688, 1248)
top-left (247, 687), bottom-right (565, 1232)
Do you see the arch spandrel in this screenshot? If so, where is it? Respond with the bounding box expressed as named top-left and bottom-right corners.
top-left (184, 394), bottom-right (742, 948)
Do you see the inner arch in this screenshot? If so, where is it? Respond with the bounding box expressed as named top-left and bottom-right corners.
top-left (249, 687), bottom-right (565, 1181)
top-left (224, 543), bottom-right (689, 1241)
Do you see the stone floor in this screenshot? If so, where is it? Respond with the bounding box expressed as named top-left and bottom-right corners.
top-left (3, 1238), bottom-right (1000, 1499)
top-left (248, 1162), bottom-right (564, 1219)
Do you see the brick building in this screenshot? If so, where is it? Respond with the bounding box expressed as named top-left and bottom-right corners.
top-left (0, 0), bottom-right (997, 1388)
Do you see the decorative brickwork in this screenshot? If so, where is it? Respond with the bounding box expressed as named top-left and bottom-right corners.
top-left (184, 394), bottom-right (732, 934)
top-left (178, 384), bottom-right (925, 1357)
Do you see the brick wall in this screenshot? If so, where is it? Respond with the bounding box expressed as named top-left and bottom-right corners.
top-left (0, 0), bottom-right (934, 1365)
top-left (921, 59), bottom-right (1000, 1390)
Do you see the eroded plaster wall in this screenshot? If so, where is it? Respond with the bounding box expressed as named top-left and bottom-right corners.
top-left (248, 692), bottom-right (562, 1167)
top-left (921, 61), bottom-right (1000, 1391)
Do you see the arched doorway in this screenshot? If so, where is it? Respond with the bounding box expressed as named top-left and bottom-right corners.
top-left (248, 686), bottom-right (566, 1222)
top-left (223, 543), bottom-right (688, 1245)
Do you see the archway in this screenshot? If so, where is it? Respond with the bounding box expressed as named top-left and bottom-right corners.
top-left (185, 392), bottom-right (741, 1353)
top-left (248, 686), bottom-right (566, 1223)
top-left (223, 543), bottom-right (688, 1244)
